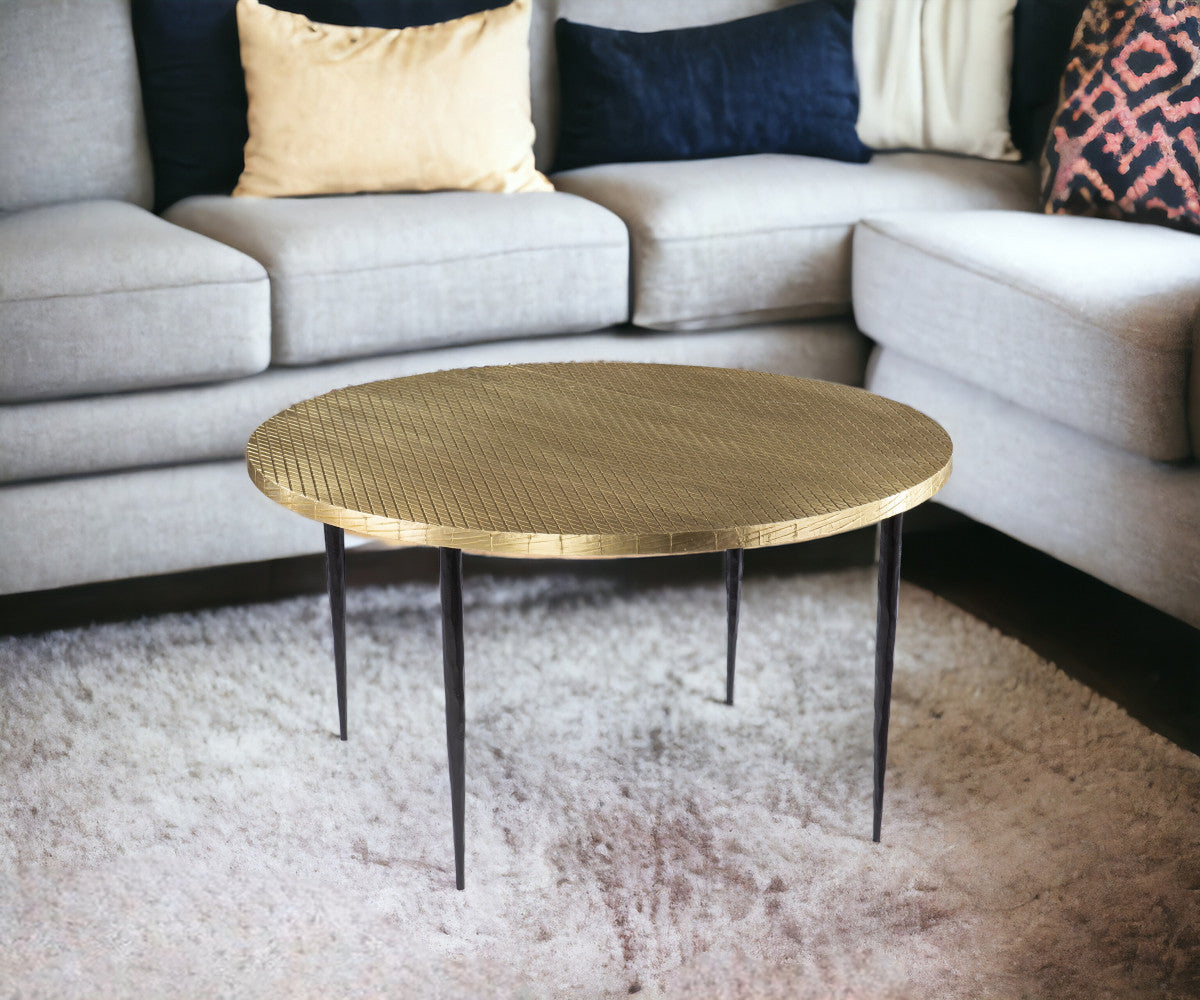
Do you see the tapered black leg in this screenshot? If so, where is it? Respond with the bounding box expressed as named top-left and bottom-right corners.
top-left (873, 514), bottom-right (903, 843)
top-left (324, 524), bottom-right (347, 741)
top-left (439, 547), bottom-right (466, 890)
top-left (725, 548), bottom-right (743, 705)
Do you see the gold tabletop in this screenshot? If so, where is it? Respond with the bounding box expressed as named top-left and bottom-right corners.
top-left (246, 362), bottom-right (952, 558)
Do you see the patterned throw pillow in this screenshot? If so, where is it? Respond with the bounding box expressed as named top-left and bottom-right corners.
top-left (1041, 0), bottom-right (1200, 233)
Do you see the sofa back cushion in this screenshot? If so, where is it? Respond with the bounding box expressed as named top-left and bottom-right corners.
top-left (1009, 0), bottom-right (1090, 160)
top-left (529, 0), bottom-right (798, 169)
top-left (131, 0), bottom-right (499, 212)
top-left (125, 0), bottom-right (799, 201)
top-left (0, 0), bottom-right (153, 212)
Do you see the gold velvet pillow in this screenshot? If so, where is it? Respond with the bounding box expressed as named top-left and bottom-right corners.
top-left (233, 0), bottom-right (552, 197)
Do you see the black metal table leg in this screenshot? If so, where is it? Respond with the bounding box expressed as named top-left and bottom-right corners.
top-left (725, 548), bottom-right (743, 706)
top-left (439, 547), bottom-right (466, 890)
top-left (873, 513), bottom-right (903, 843)
top-left (324, 524), bottom-right (348, 741)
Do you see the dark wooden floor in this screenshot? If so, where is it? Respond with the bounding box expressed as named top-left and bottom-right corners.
top-left (2, 512), bottom-right (1197, 755)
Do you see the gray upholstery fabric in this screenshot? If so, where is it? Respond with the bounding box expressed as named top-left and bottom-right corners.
top-left (853, 211), bottom-right (1200, 461)
top-left (0, 0), bottom-right (152, 211)
top-left (166, 192), bottom-right (630, 366)
top-left (554, 153), bottom-right (1038, 332)
top-left (866, 347), bottom-right (1200, 628)
top-left (1, 320), bottom-right (868, 484)
top-left (529, 0), bottom-right (797, 169)
top-left (0, 202), bottom-right (271, 402)
top-left (1193, 334), bottom-right (1200, 459)
top-left (0, 461), bottom-right (323, 595)
top-left (529, 0), bottom-right (561, 173)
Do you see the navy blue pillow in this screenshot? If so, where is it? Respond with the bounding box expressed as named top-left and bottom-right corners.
top-left (131, 0), bottom-right (499, 212)
top-left (1009, 0), bottom-right (1090, 160)
top-left (553, 1), bottom-right (869, 173)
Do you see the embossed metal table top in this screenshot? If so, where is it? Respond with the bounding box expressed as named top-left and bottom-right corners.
top-left (246, 362), bottom-right (952, 558)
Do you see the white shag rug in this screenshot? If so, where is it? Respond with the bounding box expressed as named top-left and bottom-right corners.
top-left (2, 568), bottom-right (1198, 999)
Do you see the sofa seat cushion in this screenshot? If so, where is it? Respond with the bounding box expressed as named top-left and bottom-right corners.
top-left (165, 191), bottom-right (629, 365)
top-left (0, 201), bottom-right (271, 402)
top-left (0, 320), bottom-right (866, 484)
top-left (853, 211), bottom-right (1200, 461)
top-left (551, 151), bottom-right (1037, 332)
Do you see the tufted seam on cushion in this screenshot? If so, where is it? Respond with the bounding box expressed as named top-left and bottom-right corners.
top-left (271, 240), bottom-right (628, 280)
top-left (0, 276), bottom-right (270, 307)
top-left (646, 221), bottom-right (852, 246)
top-left (856, 218), bottom-right (1194, 354)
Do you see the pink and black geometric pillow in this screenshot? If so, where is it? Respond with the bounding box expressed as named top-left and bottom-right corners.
top-left (1041, 0), bottom-right (1200, 234)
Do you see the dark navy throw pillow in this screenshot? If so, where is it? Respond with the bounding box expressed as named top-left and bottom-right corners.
top-left (131, 0), bottom-right (499, 212)
top-left (1009, 0), bottom-right (1090, 160)
top-left (553, 0), bottom-right (869, 173)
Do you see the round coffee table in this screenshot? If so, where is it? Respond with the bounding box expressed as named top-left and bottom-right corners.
top-left (246, 362), bottom-right (952, 889)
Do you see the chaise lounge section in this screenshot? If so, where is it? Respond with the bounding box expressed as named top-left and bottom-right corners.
top-left (856, 210), bottom-right (1200, 627)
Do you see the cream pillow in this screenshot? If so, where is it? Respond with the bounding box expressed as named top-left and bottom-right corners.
top-left (854, 0), bottom-right (1021, 161)
top-left (233, 0), bottom-right (552, 198)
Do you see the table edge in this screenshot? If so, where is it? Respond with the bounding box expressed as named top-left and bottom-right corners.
top-left (246, 456), bottom-right (952, 558)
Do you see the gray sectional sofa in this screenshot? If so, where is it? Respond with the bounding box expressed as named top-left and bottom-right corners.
top-left (2, 0), bottom-right (1198, 630)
